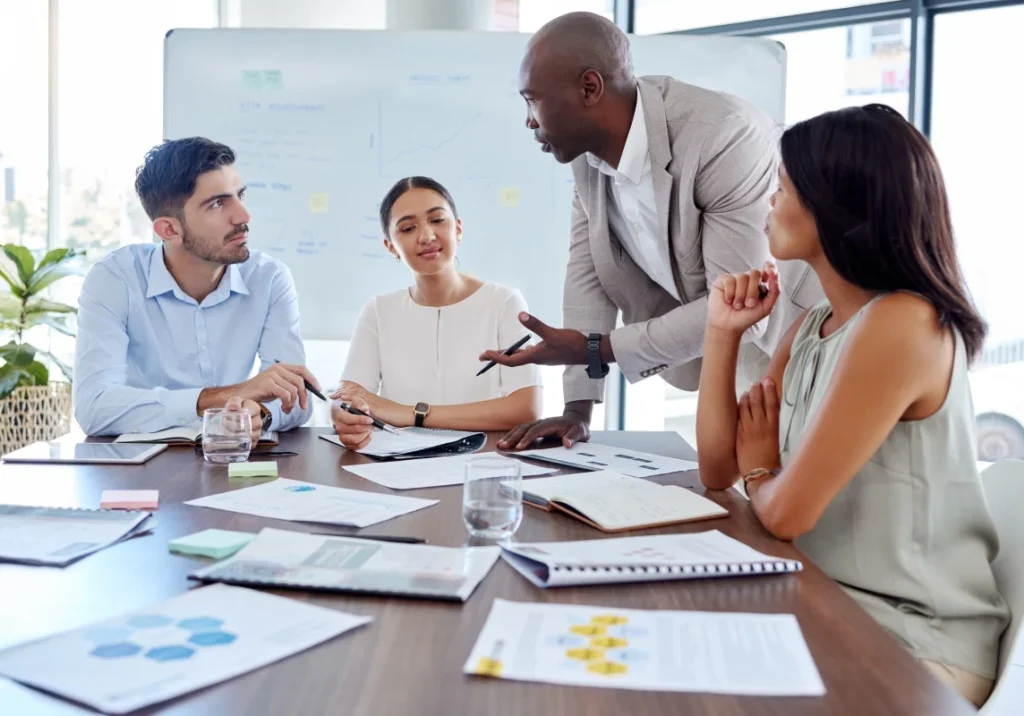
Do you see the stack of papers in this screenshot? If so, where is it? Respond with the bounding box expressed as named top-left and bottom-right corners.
top-left (185, 478), bottom-right (437, 528)
top-left (343, 453), bottom-right (556, 490)
top-left (465, 599), bottom-right (825, 696)
top-left (522, 471), bottom-right (727, 532)
top-left (0, 584), bottom-right (370, 714)
top-left (192, 527), bottom-right (501, 602)
top-left (0, 505), bottom-right (154, 566)
top-left (514, 443), bottom-right (698, 477)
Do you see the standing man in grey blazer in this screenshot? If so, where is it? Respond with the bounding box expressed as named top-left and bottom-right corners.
top-left (483, 12), bottom-right (821, 450)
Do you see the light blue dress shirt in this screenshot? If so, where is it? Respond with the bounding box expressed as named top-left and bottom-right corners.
top-left (73, 244), bottom-right (311, 436)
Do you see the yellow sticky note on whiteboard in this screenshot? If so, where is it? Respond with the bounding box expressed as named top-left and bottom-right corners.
top-left (308, 193), bottom-right (329, 214)
top-left (499, 188), bottom-right (520, 208)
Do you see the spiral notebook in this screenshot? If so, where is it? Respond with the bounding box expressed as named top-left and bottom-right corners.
top-left (501, 530), bottom-right (802, 588)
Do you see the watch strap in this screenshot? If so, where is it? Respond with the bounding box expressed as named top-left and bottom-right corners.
top-left (586, 333), bottom-right (609, 380)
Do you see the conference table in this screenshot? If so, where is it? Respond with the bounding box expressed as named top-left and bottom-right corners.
top-left (0, 428), bottom-right (975, 715)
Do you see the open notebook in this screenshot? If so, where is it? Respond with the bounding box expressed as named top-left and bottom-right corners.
top-left (114, 426), bottom-right (279, 446)
top-left (523, 470), bottom-right (727, 532)
top-left (502, 530), bottom-right (803, 588)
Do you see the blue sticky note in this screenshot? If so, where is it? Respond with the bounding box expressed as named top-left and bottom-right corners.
top-left (168, 529), bottom-right (255, 560)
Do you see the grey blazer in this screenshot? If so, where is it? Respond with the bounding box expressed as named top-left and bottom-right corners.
top-left (563, 75), bottom-right (822, 402)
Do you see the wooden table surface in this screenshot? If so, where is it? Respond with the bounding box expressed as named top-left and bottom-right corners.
top-left (0, 429), bottom-right (974, 715)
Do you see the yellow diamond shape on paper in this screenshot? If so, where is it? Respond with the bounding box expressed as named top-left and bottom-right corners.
top-left (587, 660), bottom-right (628, 676)
top-left (569, 624), bottom-right (606, 637)
top-left (565, 647), bottom-right (605, 661)
top-left (590, 636), bottom-right (628, 648)
top-left (474, 657), bottom-right (503, 677)
top-left (591, 614), bottom-right (628, 626)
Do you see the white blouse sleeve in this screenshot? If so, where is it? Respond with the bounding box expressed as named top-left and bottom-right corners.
top-left (341, 298), bottom-right (382, 393)
top-left (497, 288), bottom-right (543, 397)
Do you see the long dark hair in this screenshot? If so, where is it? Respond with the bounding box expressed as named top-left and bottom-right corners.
top-left (780, 104), bottom-right (986, 360)
top-left (379, 176), bottom-right (459, 237)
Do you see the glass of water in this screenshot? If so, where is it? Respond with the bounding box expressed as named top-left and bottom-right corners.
top-left (202, 407), bottom-right (252, 464)
top-left (462, 456), bottom-right (523, 541)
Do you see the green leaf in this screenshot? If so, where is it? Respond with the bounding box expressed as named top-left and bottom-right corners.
top-left (25, 297), bottom-right (76, 315)
top-left (36, 248), bottom-right (77, 273)
top-left (0, 363), bottom-right (30, 400)
top-left (2, 245), bottom-right (35, 286)
top-left (0, 294), bottom-right (22, 320)
top-left (0, 341), bottom-right (36, 366)
top-left (0, 254), bottom-right (25, 298)
top-left (23, 313), bottom-right (76, 337)
top-left (37, 348), bottom-right (73, 382)
top-left (23, 360), bottom-right (48, 386)
top-left (26, 264), bottom-right (81, 296)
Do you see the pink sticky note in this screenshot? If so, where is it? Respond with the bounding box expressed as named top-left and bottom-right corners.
top-left (100, 490), bottom-right (159, 510)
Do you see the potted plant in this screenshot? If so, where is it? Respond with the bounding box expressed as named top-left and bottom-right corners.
top-left (0, 245), bottom-right (80, 453)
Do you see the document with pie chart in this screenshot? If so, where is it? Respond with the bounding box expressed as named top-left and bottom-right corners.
top-left (464, 599), bottom-right (825, 697)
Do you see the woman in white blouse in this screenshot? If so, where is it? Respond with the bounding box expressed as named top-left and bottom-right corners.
top-left (331, 176), bottom-right (544, 449)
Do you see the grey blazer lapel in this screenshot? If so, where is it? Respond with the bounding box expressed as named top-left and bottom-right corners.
top-left (639, 80), bottom-right (686, 302)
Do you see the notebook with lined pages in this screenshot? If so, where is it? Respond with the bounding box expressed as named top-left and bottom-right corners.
top-left (501, 530), bottom-right (802, 588)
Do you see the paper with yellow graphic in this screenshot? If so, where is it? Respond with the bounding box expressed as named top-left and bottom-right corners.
top-left (463, 599), bottom-right (825, 696)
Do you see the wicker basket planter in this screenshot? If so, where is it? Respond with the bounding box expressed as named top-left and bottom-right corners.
top-left (0, 382), bottom-right (72, 455)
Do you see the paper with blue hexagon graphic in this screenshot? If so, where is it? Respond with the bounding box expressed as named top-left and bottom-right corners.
top-left (464, 599), bottom-right (825, 696)
top-left (0, 584), bottom-right (371, 713)
top-left (186, 477), bottom-right (437, 527)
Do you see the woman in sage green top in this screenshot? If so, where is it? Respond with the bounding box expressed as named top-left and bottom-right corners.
top-left (695, 104), bottom-right (1009, 708)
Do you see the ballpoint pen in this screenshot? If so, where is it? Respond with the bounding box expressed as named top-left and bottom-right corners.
top-left (337, 401), bottom-right (402, 436)
top-left (312, 533), bottom-right (426, 544)
top-left (273, 359), bottom-right (327, 401)
top-left (477, 335), bottom-right (531, 376)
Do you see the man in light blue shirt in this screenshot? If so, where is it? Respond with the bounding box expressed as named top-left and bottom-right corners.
top-left (74, 137), bottom-right (320, 439)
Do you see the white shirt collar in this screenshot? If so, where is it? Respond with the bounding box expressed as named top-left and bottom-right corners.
top-left (586, 88), bottom-right (648, 185)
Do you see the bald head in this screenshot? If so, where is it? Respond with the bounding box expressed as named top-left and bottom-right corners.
top-left (518, 12), bottom-right (637, 165)
top-left (524, 12), bottom-right (634, 92)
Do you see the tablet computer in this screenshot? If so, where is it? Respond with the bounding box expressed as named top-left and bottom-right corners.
top-left (1, 441), bottom-right (168, 464)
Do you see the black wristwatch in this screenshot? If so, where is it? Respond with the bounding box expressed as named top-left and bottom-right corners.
top-left (586, 333), bottom-right (609, 380)
top-left (258, 404), bottom-right (273, 432)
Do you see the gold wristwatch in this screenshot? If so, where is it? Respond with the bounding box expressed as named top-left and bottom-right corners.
top-left (414, 402), bottom-right (430, 428)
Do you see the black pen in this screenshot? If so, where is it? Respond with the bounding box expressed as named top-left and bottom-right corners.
top-left (273, 359), bottom-right (327, 401)
top-left (338, 401), bottom-right (402, 436)
top-left (477, 335), bottom-right (531, 376)
top-left (312, 533), bottom-right (426, 544)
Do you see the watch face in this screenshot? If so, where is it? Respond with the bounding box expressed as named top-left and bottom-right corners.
top-left (414, 402), bottom-right (428, 414)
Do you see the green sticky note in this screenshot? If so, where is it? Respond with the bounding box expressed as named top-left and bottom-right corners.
top-left (241, 69), bottom-right (263, 90)
top-left (228, 461), bottom-right (278, 479)
top-left (262, 69), bottom-right (283, 90)
top-left (168, 529), bottom-right (255, 560)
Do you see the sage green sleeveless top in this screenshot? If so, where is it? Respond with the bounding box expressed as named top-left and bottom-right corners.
top-left (781, 299), bottom-right (1009, 678)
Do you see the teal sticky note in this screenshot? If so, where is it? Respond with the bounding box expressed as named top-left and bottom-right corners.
top-left (228, 461), bottom-right (278, 479)
top-left (168, 529), bottom-right (255, 560)
top-left (262, 69), bottom-right (283, 90)
top-left (241, 70), bottom-right (263, 90)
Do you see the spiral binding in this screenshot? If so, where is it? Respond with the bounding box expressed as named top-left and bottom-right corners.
top-left (549, 560), bottom-right (801, 575)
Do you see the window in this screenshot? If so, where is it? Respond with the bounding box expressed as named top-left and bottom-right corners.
top-left (0, 0), bottom-right (48, 251)
top-left (516, 0), bottom-right (614, 32)
top-left (771, 21), bottom-right (910, 124)
top-left (930, 4), bottom-right (1024, 461)
top-left (635, 0), bottom-right (889, 34)
top-left (58, 0), bottom-right (218, 263)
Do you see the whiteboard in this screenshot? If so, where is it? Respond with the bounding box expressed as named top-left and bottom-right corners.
top-left (164, 29), bottom-right (785, 340)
